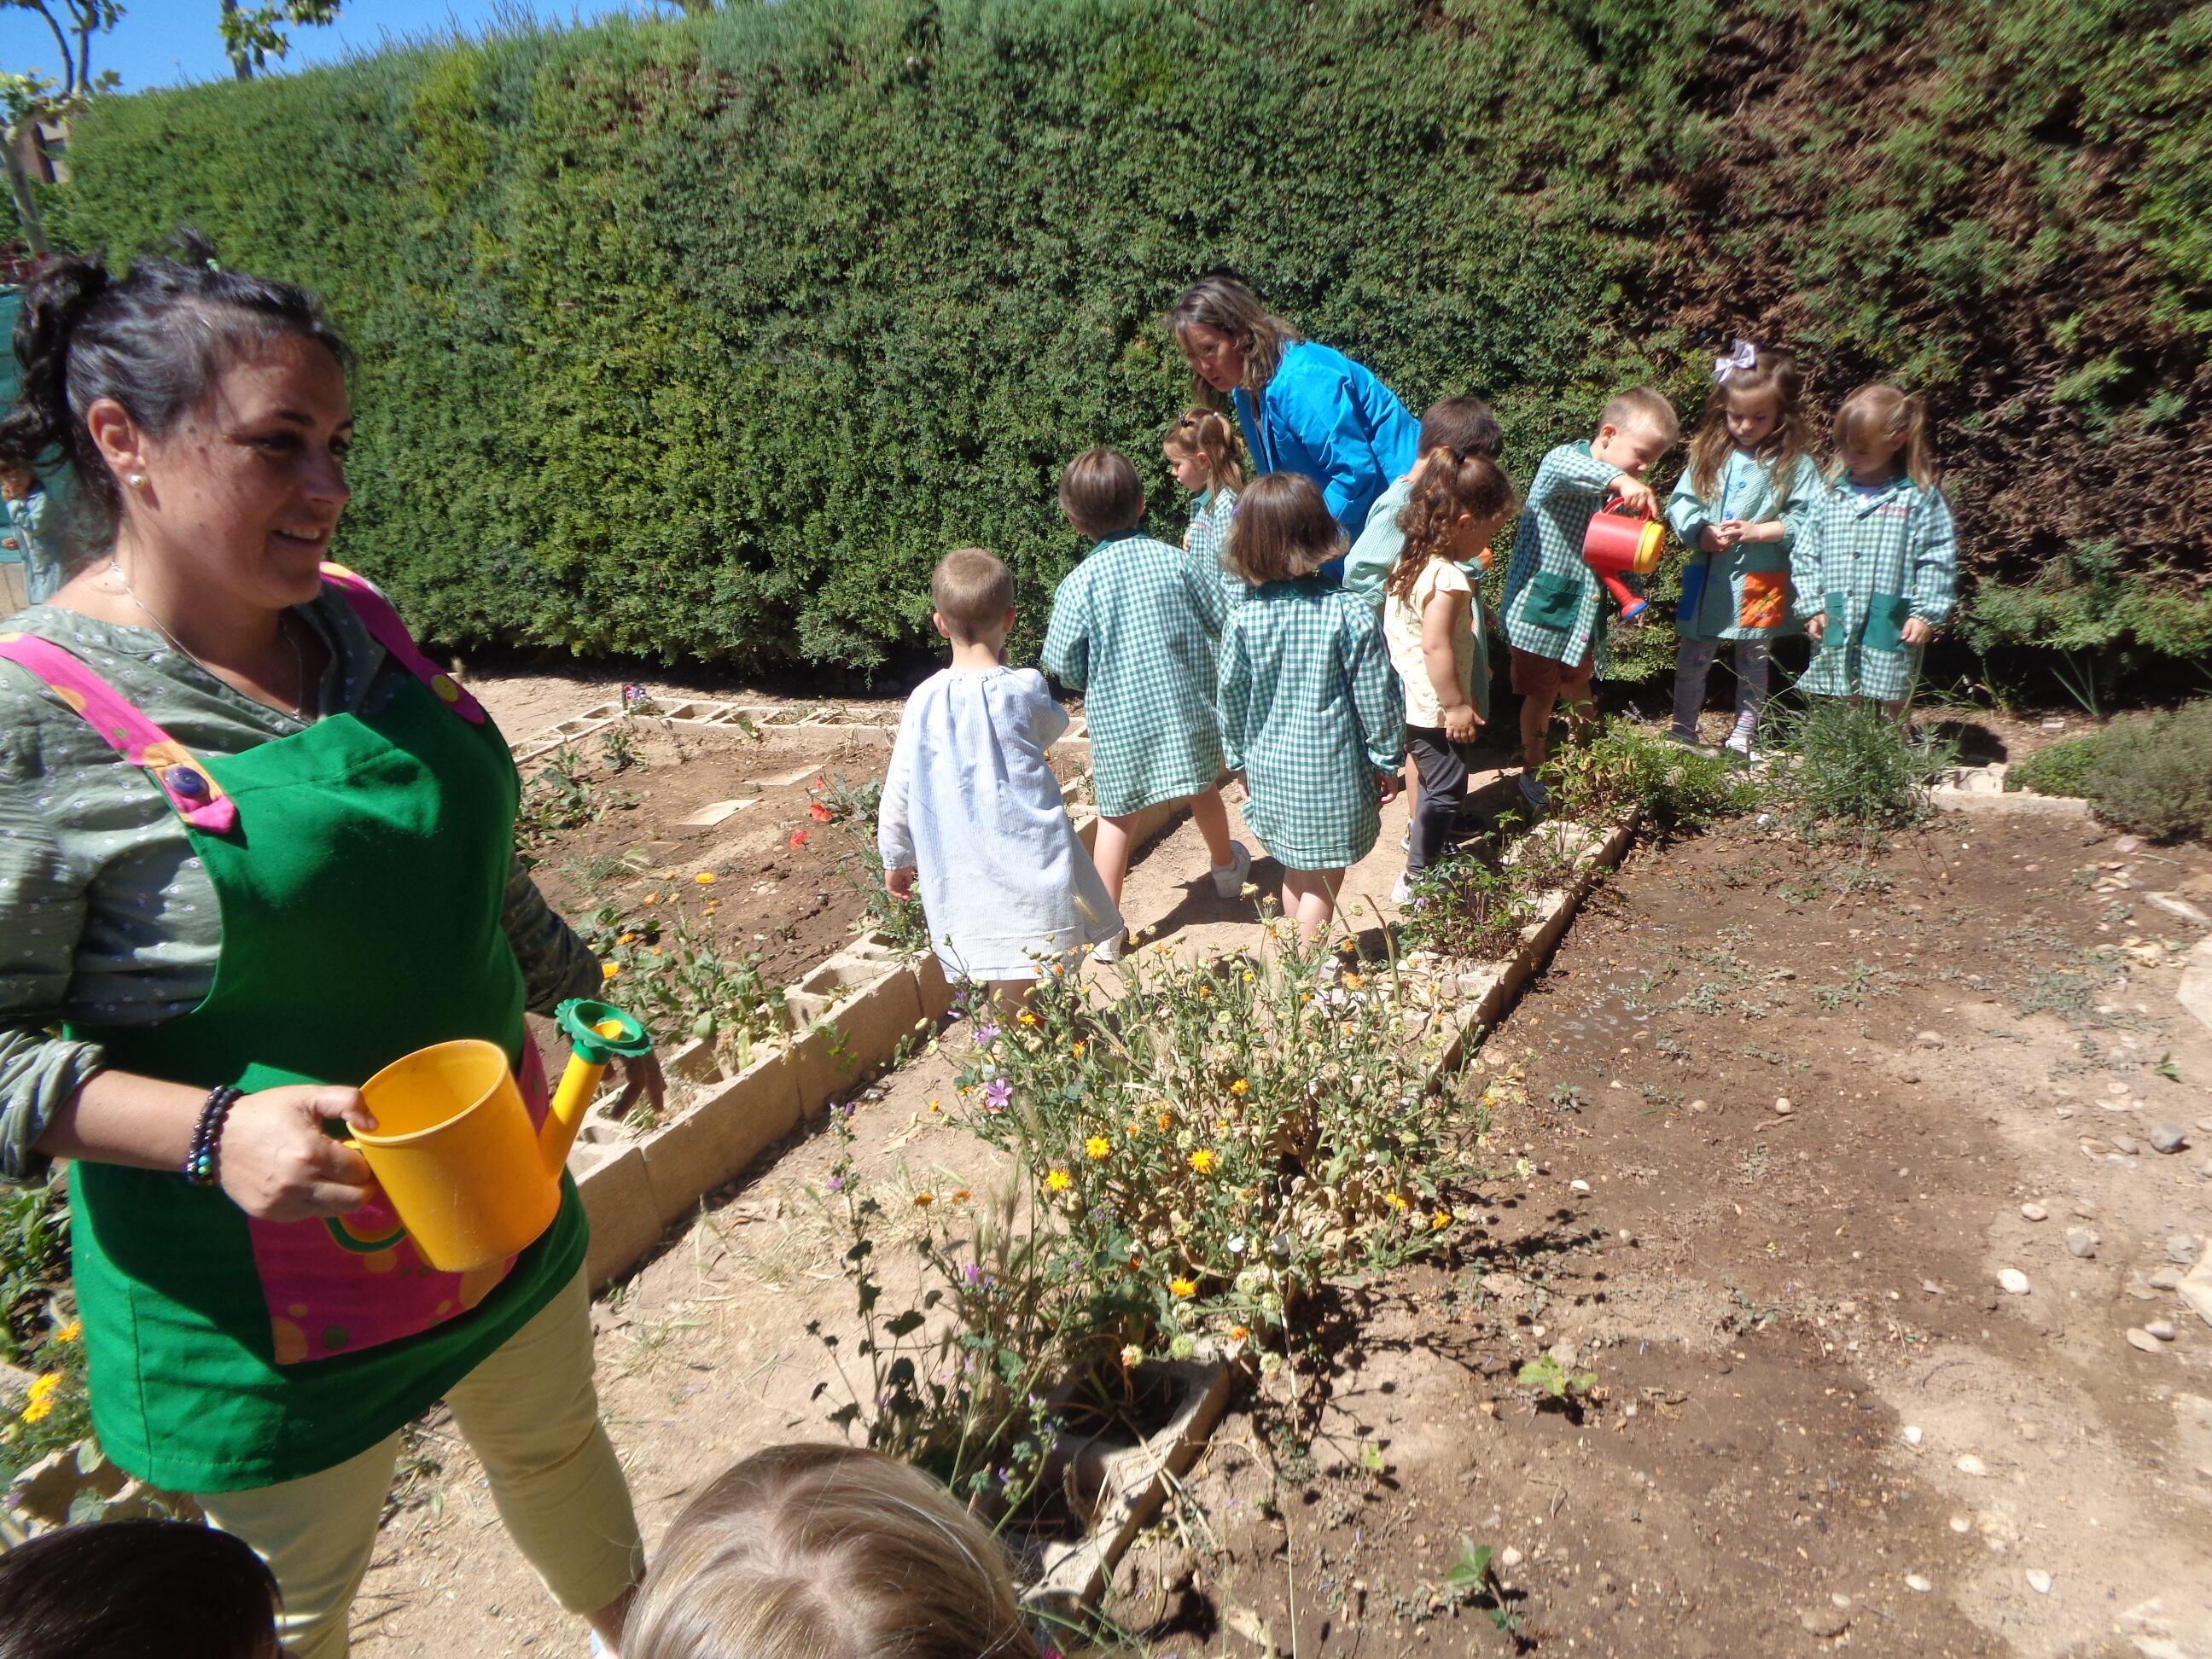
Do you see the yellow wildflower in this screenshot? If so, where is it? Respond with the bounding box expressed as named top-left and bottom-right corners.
top-left (1229, 1078), bottom-right (1249, 1096)
top-left (1045, 1168), bottom-right (1073, 1193)
top-left (601, 963), bottom-right (621, 981)
top-left (701, 900), bottom-right (719, 915)
top-left (1188, 1149), bottom-right (1218, 1175)
top-left (694, 871), bottom-right (716, 885)
top-left (1085, 1136), bottom-right (1111, 1160)
top-left (53, 1321), bottom-right (79, 1345)
top-left (1169, 1277), bottom-right (1197, 1298)
top-left (1018, 1011), bottom-right (1038, 1026)
top-left (1157, 1111), bottom-right (1173, 1132)
top-left (20, 1398), bottom-right (51, 1424)
top-left (1071, 1040), bottom-right (1086, 1057)
top-left (927, 1098), bottom-right (941, 1113)
top-left (1229, 1324), bottom-right (1250, 1342)
top-left (26, 1374), bottom-right (59, 1405)
top-left (1343, 971), bottom-right (1365, 989)
top-left (1384, 1192), bottom-right (1411, 1211)
top-left (617, 932), bottom-right (637, 946)
top-left (1430, 1209), bottom-right (1453, 1231)
top-left (643, 893), bottom-right (660, 905)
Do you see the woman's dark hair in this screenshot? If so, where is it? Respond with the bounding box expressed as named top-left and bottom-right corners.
top-left (0, 229), bottom-right (349, 557)
top-left (0, 1518), bottom-right (280, 1659)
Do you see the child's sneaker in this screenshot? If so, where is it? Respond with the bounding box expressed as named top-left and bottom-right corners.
top-left (1724, 717), bottom-right (1757, 761)
top-left (1091, 928), bottom-right (1126, 963)
top-left (1400, 824), bottom-right (1412, 852)
top-left (1518, 771), bottom-right (1548, 812)
top-left (1210, 840), bottom-right (1251, 898)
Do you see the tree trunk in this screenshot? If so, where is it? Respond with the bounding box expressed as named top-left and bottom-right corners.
top-left (2, 137), bottom-right (47, 259)
top-left (221, 0), bottom-right (255, 80)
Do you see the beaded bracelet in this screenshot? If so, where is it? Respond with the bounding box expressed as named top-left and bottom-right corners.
top-left (183, 1085), bottom-right (243, 1187)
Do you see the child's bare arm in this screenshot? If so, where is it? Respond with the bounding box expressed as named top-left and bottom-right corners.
top-left (1420, 586), bottom-right (1480, 742)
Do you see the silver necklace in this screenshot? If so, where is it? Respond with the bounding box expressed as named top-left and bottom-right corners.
top-left (108, 558), bottom-right (313, 724)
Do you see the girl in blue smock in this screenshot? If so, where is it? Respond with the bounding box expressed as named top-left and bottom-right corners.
top-left (1171, 276), bottom-right (1418, 582)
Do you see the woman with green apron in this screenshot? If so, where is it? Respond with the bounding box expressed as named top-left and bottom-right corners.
top-left (0, 239), bottom-right (658, 1656)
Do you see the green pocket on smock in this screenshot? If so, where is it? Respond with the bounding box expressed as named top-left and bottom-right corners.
top-left (1860, 592), bottom-right (1911, 652)
top-left (1822, 591), bottom-right (1850, 650)
top-left (1525, 570), bottom-right (1583, 629)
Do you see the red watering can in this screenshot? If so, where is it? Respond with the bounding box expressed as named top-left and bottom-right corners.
top-left (1581, 499), bottom-right (1665, 623)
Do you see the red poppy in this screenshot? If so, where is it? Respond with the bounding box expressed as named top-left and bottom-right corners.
top-left (789, 830), bottom-right (808, 848)
top-left (808, 802), bottom-right (834, 822)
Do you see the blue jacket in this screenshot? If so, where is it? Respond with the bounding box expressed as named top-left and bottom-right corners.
top-left (1233, 341), bottom-right (1418, 579)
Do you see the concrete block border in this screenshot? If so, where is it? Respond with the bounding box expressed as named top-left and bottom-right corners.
top-left (1930, 760), bottom-right (2093, 818)
top-left (565, 791), bottom-right (1182, 1288)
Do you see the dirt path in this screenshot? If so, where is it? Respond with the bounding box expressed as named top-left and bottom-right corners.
top-left (347, 678), bottom-right (2212, 1658)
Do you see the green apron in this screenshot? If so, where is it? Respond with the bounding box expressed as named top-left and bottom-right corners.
top-left (0, 572), bottom-right (585, 1493)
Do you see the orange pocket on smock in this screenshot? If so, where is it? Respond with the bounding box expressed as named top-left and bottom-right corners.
top-left (1738, 570), bottom-right (1789, 630)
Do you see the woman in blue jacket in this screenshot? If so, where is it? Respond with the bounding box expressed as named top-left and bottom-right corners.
top-left (1170, 276), bottom-right (1418, 581)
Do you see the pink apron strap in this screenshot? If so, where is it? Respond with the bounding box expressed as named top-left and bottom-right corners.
top-left (318, 562), bottom-right (486, 725)
top-left (0, 630), bottom-right (239, 832)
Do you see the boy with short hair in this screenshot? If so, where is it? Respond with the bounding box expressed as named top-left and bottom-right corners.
top-left (879, 547), bottom-right (1122, 996)
top-left (1499, 388), bottom-right (1678, 810)
top-left (1340, 396), bottom-right (1504, 612)
top-left (1041, 450), bottom-right (1249, 950)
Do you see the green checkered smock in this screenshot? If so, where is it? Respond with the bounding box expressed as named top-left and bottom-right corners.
top-left (1790, 475), bottom-right (1958, 702)
top-left (1499, 441), bottom-right (1628, 672)
top-left (1184, 486), bottom-right (1247, 618)
top-left (1043, 532), bottom-right (1230, 818)
top-left (1217, 576), bottom-right (1406, 872)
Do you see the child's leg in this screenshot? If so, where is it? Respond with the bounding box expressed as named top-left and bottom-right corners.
top-left (1672, 639), bottom-right (1719, 739)
top-left (1091, 814), bottom-right (1135, 907)
top-left (1733, 640), bottom-right (1773, 727)
top-left (1518, 688), bottom-right (1558, 772)
top-left (1405, 729), bottom-right (1469, 874)
top-left (1185, 782), bottom-right (1237, 869)
top-left (1278, 867), bottom-right (1342, 944)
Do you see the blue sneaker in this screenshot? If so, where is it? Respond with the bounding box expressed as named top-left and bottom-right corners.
top-left (1518, 771), bottom-right (1548, 812)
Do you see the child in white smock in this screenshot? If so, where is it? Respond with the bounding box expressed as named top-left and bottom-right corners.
top-left (879, 548), bottom-right (1121, 997)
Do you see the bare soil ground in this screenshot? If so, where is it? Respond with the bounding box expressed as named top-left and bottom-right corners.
top-left (347, 667), bottom-right (2212, 1659)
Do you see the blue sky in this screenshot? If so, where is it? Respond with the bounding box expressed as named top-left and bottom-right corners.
top-left (1, 3), bottom-right (655, 93)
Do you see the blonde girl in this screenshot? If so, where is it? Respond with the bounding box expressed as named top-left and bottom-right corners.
top-left (622, 1443), bottom-right (1051, 1659)
top-left (1789, 384), bottom-right (1957, 713)
top-left (1666, 342), bottom-right (1822, 758)
top-left (1382, 451), bottom-right (1516, 900)
top-left (1217, 473), bottom-right (1405, 942)
top-left (1162, 406), bottom-right (1246, 578)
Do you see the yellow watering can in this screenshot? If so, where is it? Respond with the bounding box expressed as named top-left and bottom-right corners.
top-left (350, 999), bottom-right (654, 1272)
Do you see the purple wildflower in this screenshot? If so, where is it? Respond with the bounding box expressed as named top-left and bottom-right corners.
top-left (975, 1022), bottom-right (1001, 1047)
top-left (963, 1260), bottom-right (982, 1285)
top-left (984, 1077), bottom-right (1012, 1111)
top-left (826, 1173), bottom-right (844, 1192)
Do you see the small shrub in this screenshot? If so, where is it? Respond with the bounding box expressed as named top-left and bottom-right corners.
top-left (0, 1181), bottom-right (86, 1483)
top-left (1398, 853), bottom-right (1534, 961)
top-left (2006, 733), bottom-right (2104, 798)
top-left (812, 929), bottom-right (1481, 1498)
top-left (1542, 717), bottom-right (1755, 832)
top-left (1768, 699), bottom-right (1953, 831)
top-left (2081, 701), bottom-right (2212, 842)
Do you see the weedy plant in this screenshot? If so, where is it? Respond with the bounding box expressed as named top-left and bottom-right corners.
top-left (1397, 852), bottom-right (1535, 960)
top-left (1541, 716), bottom-right (1756, 833)
top-left (812, 930), bottom-right (1484, 1505)
top-left (1766, 698), bottom-right (1954, 832)
top-left (515, 743), bottom-right (639, 857)
top-left (585, 882), bottom-right (785, 1071)
top-left (806, 773), bottom-right (932, 955)
top-left (0, 1182), bottom-right (87, 1482)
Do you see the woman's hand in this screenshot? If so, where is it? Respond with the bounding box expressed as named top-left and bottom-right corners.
top-left (218, 1086), bottom-right (379, 1221)
top-left (1901, 616), bottom-right (1933, 647)
top-left (610, 1051), bottom-right (667, 1121)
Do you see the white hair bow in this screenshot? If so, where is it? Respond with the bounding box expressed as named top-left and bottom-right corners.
top-left (1713, 340), bottom-right (1758, 385)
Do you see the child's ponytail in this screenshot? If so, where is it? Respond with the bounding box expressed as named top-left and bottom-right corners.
top-left (1385, 451), bottom-right (1515, 602)
top-left (1162, 408), bottom-right (1246, 495)
top-left (1833, 383), bottom-right (1937, 492)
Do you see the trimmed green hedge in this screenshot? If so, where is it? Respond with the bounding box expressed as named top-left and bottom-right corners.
top-left (45, 0), bottom-right (2211, 676)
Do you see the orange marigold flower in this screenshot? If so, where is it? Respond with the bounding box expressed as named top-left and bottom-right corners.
top-left (913, 1192), bottom-right (934, 1208)
top-left (1156, 1111), bottom-right (1173, 1132)
top-left (1229, 1324), bottom-right (1250, 1342)
top-left (1169, 1277), bottom-right (1197, 1298)
top-left (1188, 1149), bottom-right (1218, 1175)
top-left (1229, 1078), bottom-right (1249, 1096)
top-left (693, 871), bottom-right (716, 885)
top-left (601, 963), bottom-right (621, 980)
top-left (1430, 1209), bottom-right (1453, 1231)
